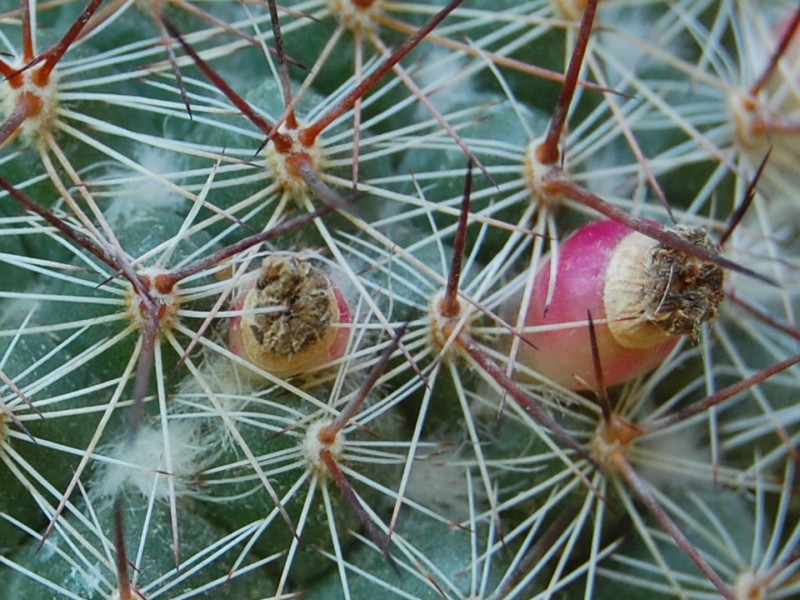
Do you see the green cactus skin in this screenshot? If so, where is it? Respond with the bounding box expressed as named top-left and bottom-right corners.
top-left (1, 1), bottom-right (799, 599)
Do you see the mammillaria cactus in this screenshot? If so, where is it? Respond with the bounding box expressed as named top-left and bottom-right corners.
top-left (1, 1), bottom-right (799, 599)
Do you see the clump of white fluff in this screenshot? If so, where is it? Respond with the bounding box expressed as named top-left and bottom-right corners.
top-left (91, 419), bottom-right (208, 501)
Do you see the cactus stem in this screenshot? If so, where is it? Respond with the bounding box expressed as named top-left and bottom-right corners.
top-left (1, 2), bottom-right (798, 597)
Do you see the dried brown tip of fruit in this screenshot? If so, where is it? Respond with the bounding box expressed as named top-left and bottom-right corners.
top-left (230, 255), bottom-right (350, 377)
top-left (604, 226), bottom-right (725, 349)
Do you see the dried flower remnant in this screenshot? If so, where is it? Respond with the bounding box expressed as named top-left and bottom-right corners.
top-left (603, 224), bottom-right (725, 345)
top-left (229, 255), bottom-right (351, 378)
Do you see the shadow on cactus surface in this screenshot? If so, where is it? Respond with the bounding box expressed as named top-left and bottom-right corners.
top-left (1, 0), bottom-right (799, 598)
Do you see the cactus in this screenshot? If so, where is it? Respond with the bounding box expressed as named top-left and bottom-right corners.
top-left (1, 0), bottom-right (799, 598)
